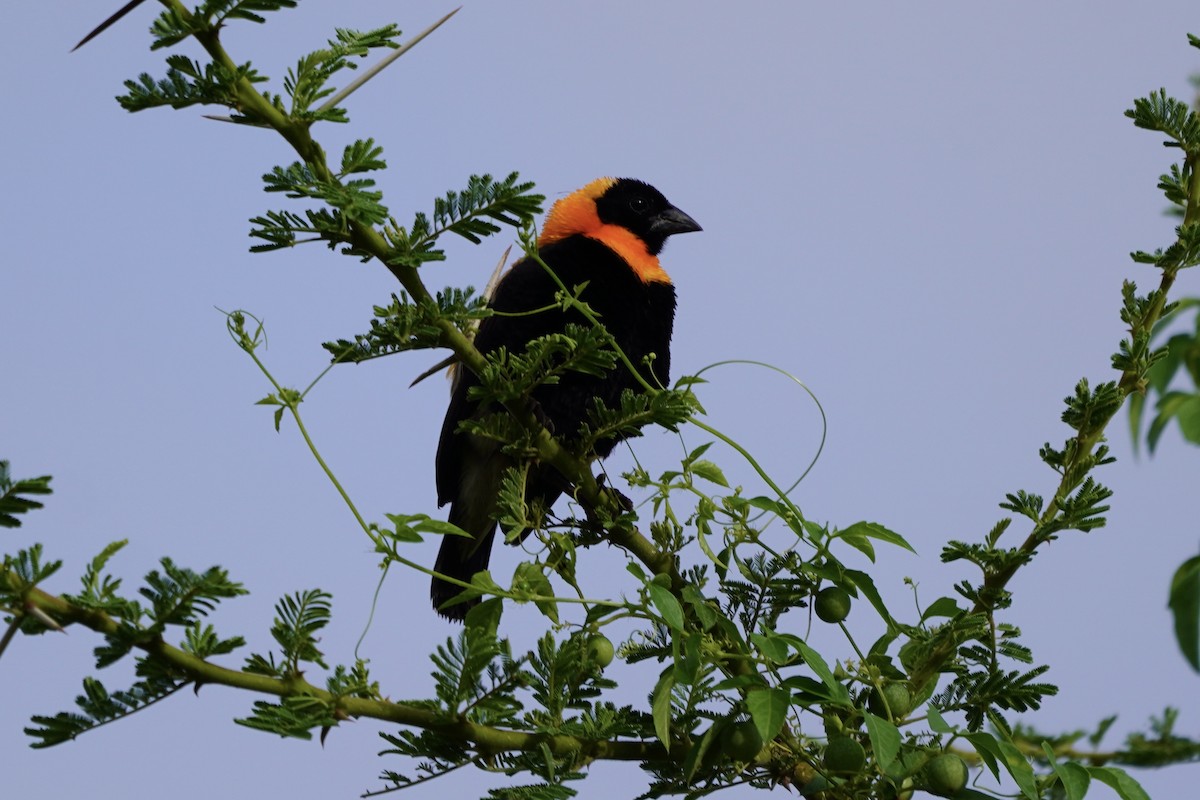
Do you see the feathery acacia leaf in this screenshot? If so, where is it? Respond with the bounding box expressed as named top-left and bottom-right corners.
top-left (0, 461), bottom-right (52, 528)
top-left (322, 289), bottom-right (486, 363)
top-left (118, 58), bottom-right (263, 112)
top-left (26, 674), bottom-right (186, 748)
top-left (384, 173), bottom-right (544, 268)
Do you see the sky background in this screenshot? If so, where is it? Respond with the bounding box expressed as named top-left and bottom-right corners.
top-left (4, 2), bottom-right (1200, 798)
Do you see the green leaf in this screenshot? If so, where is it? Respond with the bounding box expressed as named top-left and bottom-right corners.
top-left (750, 633), bottom-right (791, 665)
top-left (779, 675), bottom-right (841, 704)
top-left (340, 138), bottom-right (386, 175)
top-left (745, 496), bottom-right (790, 516)
top-left (1126, 89), bottom-right (1200, 150)
top-left (689, 459), bottom-right (728, 487)
top-left (512, 563), bottom-right (558, 623)
top-left (962, 731), bottom-right (1004, 780)
top-left (926, 705), bottom-right (953, 734)
top-left (429, 600), bottom-right (505, 713)
top-left (1128, 390), bottom-right (1146, 456)
top-left (675, 632), bottom-right (702, 685)
top-left (843, 568), bottom-right (897, 626)
top-left (1168, 554), bottom-right (1200, 672)
top-left (994, 736), bottom-right (1039, 800)
top-left (683, 720), bottom-right (723, 781)
top-left (921, 596), bottom-right (964, 621)
top-left (1043, 743), bottom-right (1090, 800)
top-left (381, 512), bottom-right (470, 543)
top-left (393, 173), bottom-right (543, 265)
top-left (235, 695), bottom-right (336, 740)
top-left (26, 674), bottom-right (184, 748)
top-left (270, 589), bottom-right (332, 670)
top-left (1176, 395), bottom-right (1200, 444)
top-left (648, 583), bottom-right (684, 632)
top-left (0, 461), bottom-right (53, 528)
top-left (651, 667), bottom-right (675, 747)
top-left (712, 673), bottom-right (770, 692)
top-left (282, 25), bottom-right (402, 121)
top-left (1148, 333), bottom-right (1189, 394)
top-left (1088, 766), bottom-right (1151, 800)
top-left (863, 711), bottom-right (901, 769)
top-left (1149, 390), bottom-right (1195, 453)
top-left (793, 640), bottom-right (851, 705)
top-left (840, 521), bottom-right (917, 554)
top-left (745, 686), bottom-right (789, 744)
top-left (840, 531), bottom-right (875, 562)
top-left (464, 597), bottom-right (503, 638)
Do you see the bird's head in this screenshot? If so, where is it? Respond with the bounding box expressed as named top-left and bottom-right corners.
top-left (539, 177), bottom-right (701, 282)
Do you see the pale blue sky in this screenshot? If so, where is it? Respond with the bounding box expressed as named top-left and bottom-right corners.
top-left (4, 2), bottom-right (1200, 798)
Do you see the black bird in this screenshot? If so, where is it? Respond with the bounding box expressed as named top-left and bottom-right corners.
top-left (431, 177), bottom-right (700, 619)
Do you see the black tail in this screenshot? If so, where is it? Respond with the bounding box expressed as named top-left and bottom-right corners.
top-left (431, 522), bottom-right (496, 621)
top-left (430, 462), bottom-right (564, 621)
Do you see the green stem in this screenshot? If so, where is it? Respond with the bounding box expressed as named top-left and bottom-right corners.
top-left (6, 571), bottom-right (683, 761)
top-left (240, 342), bottom-right (376, 545)
top-left (688, 417), bottom-right (807, 527)
top-left (0, 612), bottom-right (22, 660)
top-left (908, 154), bottom-right (1195, 693)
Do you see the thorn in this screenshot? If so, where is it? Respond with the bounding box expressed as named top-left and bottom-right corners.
top-left (72, 0), bottom-right (149, 52)
top-left (483, 245), bottom-right (512, 302)
top-left (409, 355), bottom-right (459, 388)
top-left (411, 242), bottom-right (509, 389)
top-left (25, 603), bottom-right (64, 632)
top-left (201, 115), bottom-right (271, 128)
top-left (314, 6), bottom-right (462, 114)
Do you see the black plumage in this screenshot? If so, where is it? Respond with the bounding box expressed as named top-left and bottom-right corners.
top-left (431, 178), bottom-right (699, 619)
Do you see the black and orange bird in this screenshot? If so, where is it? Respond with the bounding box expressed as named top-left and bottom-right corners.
top-left (431, 177), bottom-right (701, 619)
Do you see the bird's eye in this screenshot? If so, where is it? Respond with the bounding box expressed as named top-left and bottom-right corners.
top-left (629, 196), bottom-right (650, 213)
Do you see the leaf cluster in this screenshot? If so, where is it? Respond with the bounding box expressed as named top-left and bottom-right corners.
top-left (467, 323), bottom-right (620, 408)
top-left (322, 288), bottom-right (488, 363)
top-left (282, 26), bottom-right (401, 123)
top-left (382, 173), bottom-right (545, 268)
top-left (0, 461), bottom-right (52, 529)
top-left (149, 2), bottom-right (299, 51)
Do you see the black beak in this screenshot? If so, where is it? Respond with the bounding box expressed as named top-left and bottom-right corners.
top-left (648, 204), bottom-right (702, 237)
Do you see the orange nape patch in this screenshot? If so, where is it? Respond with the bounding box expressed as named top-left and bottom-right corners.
top-left (538, 177), bottom-right (671, 284)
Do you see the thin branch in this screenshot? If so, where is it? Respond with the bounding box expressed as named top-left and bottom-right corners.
top-left (0, 612), bottom-right (22, 660)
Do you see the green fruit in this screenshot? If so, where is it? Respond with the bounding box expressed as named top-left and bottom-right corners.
top-left (721, 720), bottom-right (763, 762)
top-left (814, 586), bottom-right (852, 623)
top-left (823, 737), bottom-right (866, 774)
top-left (868, 683), bottom-right (913, 719)
top-left (924, 753), bottom-right (969, 797)
top-left (586, 635), bottom-right (615, 668)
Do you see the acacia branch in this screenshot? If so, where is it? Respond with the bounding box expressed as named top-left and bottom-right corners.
top-left (5, 572), bottom-right (679, 761)
top-left (908, 162), bottom-right (1194, 693)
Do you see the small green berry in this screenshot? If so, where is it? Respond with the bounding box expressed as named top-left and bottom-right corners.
top-left (814, 586), bottom-right (852, 623)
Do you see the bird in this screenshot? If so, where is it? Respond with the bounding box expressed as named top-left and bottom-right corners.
top-left (431, 177), bottom-right (701, 620)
